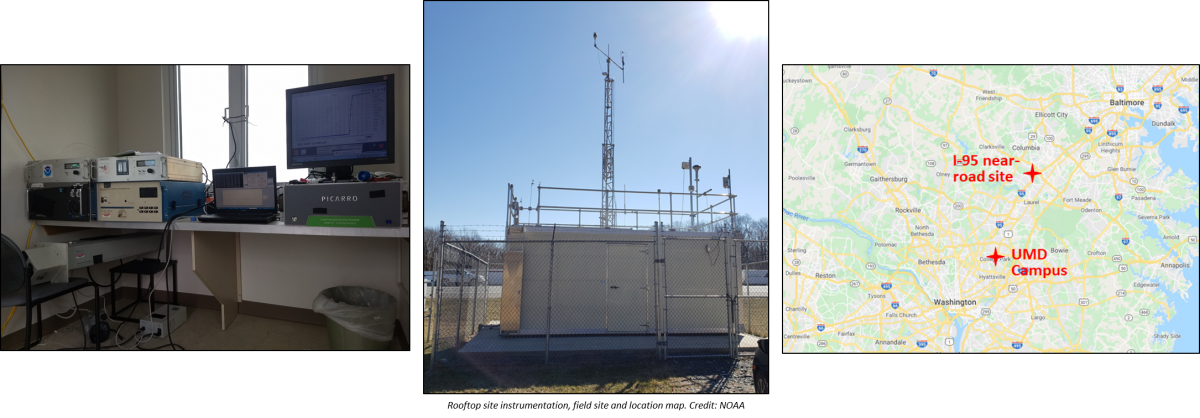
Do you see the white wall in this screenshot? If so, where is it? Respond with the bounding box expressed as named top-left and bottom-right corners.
top-left (1, 65), bottom-right (122, 338)
top-left (310, 65), bottom-right (411, 181)
top-left (116, 65), bottom-right (165, 153)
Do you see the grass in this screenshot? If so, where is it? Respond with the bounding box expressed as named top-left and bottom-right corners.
top-left (424, 296), bottom-right (499, 369)
top-left (739, 297), bottom-right (769, 338)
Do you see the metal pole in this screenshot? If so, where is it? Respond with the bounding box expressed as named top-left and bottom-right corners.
top-left (537, 185), bottom-right (542, 226)
top-left (654, 222), bottom-right (663, 359)
top-left (688, 157), bottom-right (694, 230)
top-left (484, 260), bottom-right (490, 326)
top-left (720, 169), bottom-right (729, 235)
top-left (662, 236), bottom-right (669, 359)
top-left (725, 236), bottom-right (734, 358)
top-left (455, 248), bottom-right (465, 350)
top-left (430, 221), bottom-right (447, 371)
top-left (471, 255), bottom-right (480, 334)
top-left (545, 225), bottom-right (557, 364)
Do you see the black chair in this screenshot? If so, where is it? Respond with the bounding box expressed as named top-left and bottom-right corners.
top-left (1, 234), bottom-right (102, 350)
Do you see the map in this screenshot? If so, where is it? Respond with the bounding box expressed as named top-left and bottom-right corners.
top-left (783, 65), bottom-right (1199, 352)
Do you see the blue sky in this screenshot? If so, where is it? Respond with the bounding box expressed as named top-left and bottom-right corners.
top-left (424, 1), bottom-right (767, 233)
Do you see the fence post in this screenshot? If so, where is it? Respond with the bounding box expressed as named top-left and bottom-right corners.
top-left (471, 255), bottom-right (480, 334)
top-left (725, 235), bottom-right (734, 359)
top-left (654, 222), bottom-right (662, 359)
top-left (430, 221), bottom-right (447, 371)
top-left (545, 225), bottom-right (557, 364)
top-left (484, 260), bottom-right (490, 324)
top-left (455, 247), bottom-right (465, 350)
top-left (662, 236), bottom-right (670, 359)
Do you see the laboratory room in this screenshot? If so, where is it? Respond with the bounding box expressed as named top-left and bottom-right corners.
top-left (0, 65), bottom-right (411, 351)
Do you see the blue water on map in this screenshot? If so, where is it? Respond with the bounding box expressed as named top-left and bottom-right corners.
top-left (1141, 93), bottom-right (1199, 352)
top-left (1164, 258), bottom-right (1199, 353)
top-left (788, 214), bottom-right (878, 256)
top-left (874, 265), bottom-right (922, 285)
top-left (1141, 220), bottom-right (1169, 252)
top-left (951, 315), bottom-right (969, 352)
top-left (1154, 97), bottom-right (1200, 184)
top-left (1124, 114), bottom-right (1140, 130)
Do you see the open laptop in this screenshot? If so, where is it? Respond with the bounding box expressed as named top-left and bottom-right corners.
top-left (197, 166), bottom-right (278, 224)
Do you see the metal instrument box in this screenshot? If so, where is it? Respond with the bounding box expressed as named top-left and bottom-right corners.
top-left (58, 233), bottom-right (162, 269)
top-left (27, 184), bottom-right (92, 222)
top-left (96, 181), bottom-right (207, 222)
top-left (95, 155), bottom-right (204, 183)
top-left (25, 158), bottom-right (93, 186)
top-left (283, 181), bottom-right (406, 228)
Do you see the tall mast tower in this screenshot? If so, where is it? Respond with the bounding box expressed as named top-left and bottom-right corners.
top-left (594, 32), bottom-right (624, 228)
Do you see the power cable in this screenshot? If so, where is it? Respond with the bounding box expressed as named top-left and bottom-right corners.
top-left (222, 116), bottom-right (238, 169)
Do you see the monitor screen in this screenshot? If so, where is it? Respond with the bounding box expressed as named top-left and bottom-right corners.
top-left (286, 75), bottom-right (395, 170)
top-left (213, 168), bottom-right (276, 210)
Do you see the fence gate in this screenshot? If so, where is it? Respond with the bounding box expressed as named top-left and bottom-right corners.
top-left (735, 239), bottom-right (769, 354)
top-left (661, 236), bottom-right (735, 359)
top-left (428, 241), bottom-right (491, 370)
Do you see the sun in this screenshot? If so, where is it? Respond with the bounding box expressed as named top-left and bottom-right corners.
top-left (710, 1), bottom-right (767, 39)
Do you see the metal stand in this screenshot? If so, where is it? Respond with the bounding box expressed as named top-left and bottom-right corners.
top-left (109, 259), bottom-right (178, 321)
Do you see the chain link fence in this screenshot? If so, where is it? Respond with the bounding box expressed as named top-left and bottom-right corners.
top-left (426, 226), bottom-right (768, 369)
top-left (736, 240), bottom-right (769, 351)
top-left (662, 236), bottom-right (734, 358)
top-left (425, 242), bottom-right (495, 366)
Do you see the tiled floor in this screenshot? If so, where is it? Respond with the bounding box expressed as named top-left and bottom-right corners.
top-left (27, 298), bottom-right (329, 350)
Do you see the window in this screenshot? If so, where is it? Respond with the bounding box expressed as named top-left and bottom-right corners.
top-left (179, 65), bottom-right (310, 181)
top-left (179, 66), bottom-right (231, 174)
top-left (248, 65), bottom-right (309, 181)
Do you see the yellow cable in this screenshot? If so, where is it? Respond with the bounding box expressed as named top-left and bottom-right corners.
top-left (2, 81), bottom-right (36, 160)
top-left (1, 307), bottom-right (14, 336)
top-left (1, 103), bottom-right (34, 160)
top-left (1, 80), bottom-right (36, 336)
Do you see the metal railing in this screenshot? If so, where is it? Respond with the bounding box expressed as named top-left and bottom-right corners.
top-left (507, 184), bottom-right (738, 232)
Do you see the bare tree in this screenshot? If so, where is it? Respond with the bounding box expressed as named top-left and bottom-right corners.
top-left (423, 226), bottom-right (441, 271)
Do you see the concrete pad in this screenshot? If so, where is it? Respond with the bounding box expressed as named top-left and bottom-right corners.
top-left (459, 325), bottom-right (760, 358)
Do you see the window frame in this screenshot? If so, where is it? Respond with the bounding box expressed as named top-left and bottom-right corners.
top-left (174, 65), bottom-right (249, 168)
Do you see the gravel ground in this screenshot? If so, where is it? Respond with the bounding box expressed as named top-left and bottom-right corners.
top-left (663, 356), bottom-right (755, 393)
top-left (427, 350), bottom-right (753, 393)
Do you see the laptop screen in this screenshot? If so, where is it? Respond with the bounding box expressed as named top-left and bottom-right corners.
top-left (212, 167), bottom-right (276, 211)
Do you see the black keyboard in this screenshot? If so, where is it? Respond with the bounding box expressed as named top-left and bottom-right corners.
top-left (197, 212), bottom-right (277, 224)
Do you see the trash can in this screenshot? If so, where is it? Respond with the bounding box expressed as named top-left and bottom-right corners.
top-left (313, 286), bottom-right (397, 350)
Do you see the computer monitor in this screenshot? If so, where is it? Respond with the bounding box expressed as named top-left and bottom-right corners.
top-left (212, 166), bottom-right (277, 212)
top-left (285, 74), bottom-right (395, 181)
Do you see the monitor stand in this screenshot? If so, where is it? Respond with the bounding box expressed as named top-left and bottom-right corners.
top-left (317, 165), bottom-right (354, 183)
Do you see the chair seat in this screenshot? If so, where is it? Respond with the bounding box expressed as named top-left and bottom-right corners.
top-left (0, 277), bottom-right (93, 308)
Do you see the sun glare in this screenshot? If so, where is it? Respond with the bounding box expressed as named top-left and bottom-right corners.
top-left (711, 2), bottom-right (766, 39)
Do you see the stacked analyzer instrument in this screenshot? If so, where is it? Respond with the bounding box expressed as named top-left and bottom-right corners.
top-left (25, 155), bottom-right (207, 223)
